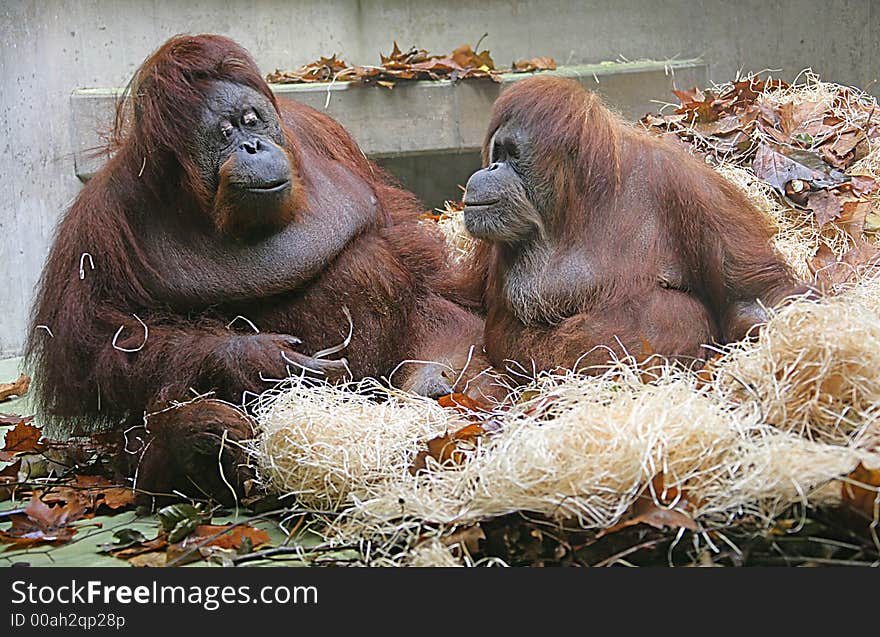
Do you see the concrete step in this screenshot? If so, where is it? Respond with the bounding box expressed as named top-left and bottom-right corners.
top-left (72, 59), bottom-right (706, 180)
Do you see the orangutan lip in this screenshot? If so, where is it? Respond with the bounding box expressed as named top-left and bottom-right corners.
top-left (244, 180), bottom-right (290, 193)
top-left (463, 199), bottom-right (500, 207)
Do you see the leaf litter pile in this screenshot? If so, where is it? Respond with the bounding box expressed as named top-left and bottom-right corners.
top-left (4, 71), bottom-right (880, 567)
top-left (266, 39), bottom-right (556, 89)
top-left (0, 411), bottom-right (282, 566)
top-left (641, 70), bottom-right (880, 286)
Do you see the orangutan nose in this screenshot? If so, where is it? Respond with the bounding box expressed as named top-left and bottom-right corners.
top-left (240, 139), bottom-right (262, 154)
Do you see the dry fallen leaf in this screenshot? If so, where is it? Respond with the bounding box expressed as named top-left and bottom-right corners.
top-left (806, 189), bottom-right (843, 227)
top-left (596, 474), bottom-right (698, 538)
top-left (411, 421), bottom-right (486, 474)
top-left (512, 57), bottom-right (557, 73)
top-left (842, 462), bottom-right (880, 520)
top-left (128, 552), bottom-right (167, 568)
top-left (165, 524), bottom-right (271, 565)
top-left (721, 78), bottom-right (788, 108)
top-left (839, 200), bottom-right (873, 238)
top-left (672, 87), bottom-right (732, 123)
top-left (266, 54), bottom-right (349, 84)
top-left (185, 524), bottom-right (271, 551)
top-left (0, 459), bottom-right (21, 480)
top-left (865, 209), bottom-right (880, 234)
top-left (641, 113), bottom-right (688, 130)
top-left (848, 174), bottom-right (880, 196)
top-left (823, 129), bottom-right (867, 168)
top-left (0, 375), bottom-right (30, 403)
top-left (450, 44), bottom-right (494, 71)
top-left (108, 536), bottom-right (168, 559)
top-left (0, 496), bottom-right (86, 550)
top-left (0, 414), bottom-right (33, 427)
top-left (442, 524), bottom-right (486, 554)
top-left (810, 241), bottom-right (880, 290)
top-left (0, 458), bottom-right (22, 501)
top-left (427, 423), bottom-right (484, 465)
top-left (436, 392), bottom-right (490, 413)
top-left (0, 419), bottom-right (44, 462)
top-left (752, 144), bottom-right (827, 195)
top-left (42, 474), bottom-right (135, 514)
top-left (697, 113), bottom-right (746, 137)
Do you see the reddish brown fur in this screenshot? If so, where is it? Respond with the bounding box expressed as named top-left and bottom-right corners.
top-left (459, 76), bottom-right (807, 375)
top-left (26, 35), bottom-right (487, 499)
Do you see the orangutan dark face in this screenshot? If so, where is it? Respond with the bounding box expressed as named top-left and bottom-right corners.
top-left (190, 80), bottom-right (297, 237)
top-left (463, 121), bottom-right (545, 244)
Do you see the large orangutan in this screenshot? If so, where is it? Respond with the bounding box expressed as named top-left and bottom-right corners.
top-left (26, 35), bottom-right (487, 501)
top-left (460, 76), bottom-right (807, 375)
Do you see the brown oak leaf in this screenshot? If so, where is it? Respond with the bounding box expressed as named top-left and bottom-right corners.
top-left (0, 496), bottom-right (86, 550)
top-left (805, 189), bottom-right (843, 226)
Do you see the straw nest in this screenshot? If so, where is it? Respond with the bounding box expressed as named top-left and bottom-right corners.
top-left (252, 382), bottom-right (451, 510)
top-left (717, 279), bottom-right (880, 444)
top-left (249, 73), bottom-right (880, 565)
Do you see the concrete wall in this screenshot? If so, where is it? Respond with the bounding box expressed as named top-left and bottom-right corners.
top-left (1, 0), bottom-right (878, 357)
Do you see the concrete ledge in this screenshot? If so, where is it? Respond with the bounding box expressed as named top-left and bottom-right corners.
top-left (71, 59), bottom-right (706, 180)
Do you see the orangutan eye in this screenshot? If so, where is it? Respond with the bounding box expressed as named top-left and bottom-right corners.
top-left (242, 110), bottom-right (258, 126)
top-left (220, 121), bottom-right (234, 139)
top-left (492, 137), bottom-right (519, 162)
